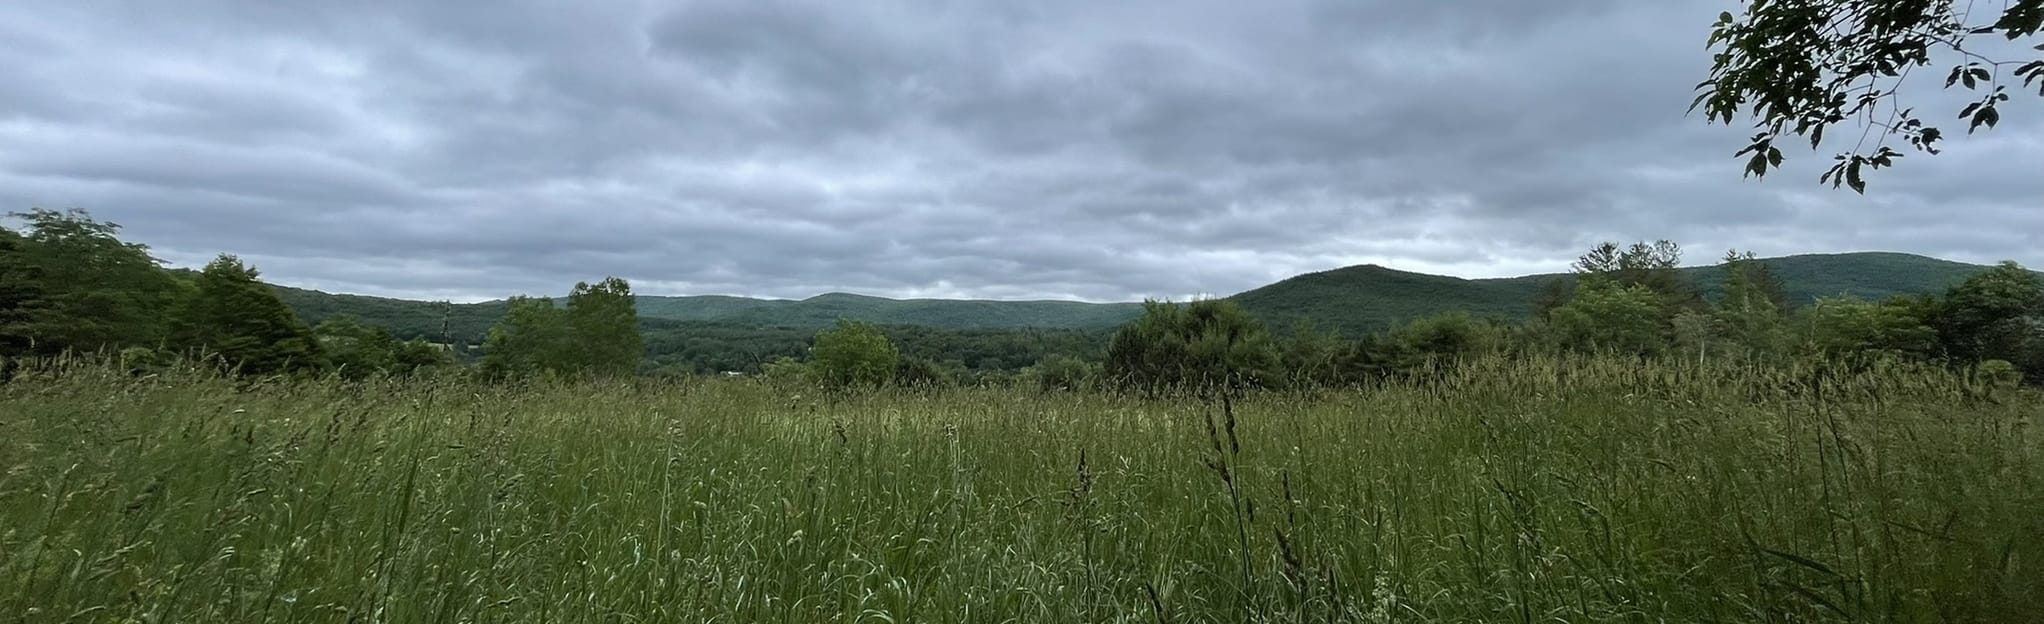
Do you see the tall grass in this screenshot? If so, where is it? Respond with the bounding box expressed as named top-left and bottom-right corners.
top-left (2, 355), bottom-right (2038, 622)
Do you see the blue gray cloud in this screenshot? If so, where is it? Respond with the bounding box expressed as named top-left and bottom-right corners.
top-left (1, 0), bottom-right (2038, 302)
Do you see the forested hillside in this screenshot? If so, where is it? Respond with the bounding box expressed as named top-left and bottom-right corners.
top-left (271, 251), bottom-right (2012, 344)
top-left (1232, 252), bottom-right (2024, 336)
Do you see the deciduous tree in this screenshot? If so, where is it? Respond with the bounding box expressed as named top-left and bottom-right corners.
top-left (1, 209), bottom-right (181, 356)
top-left (810, 319), bottom-right (899, 389)
top-left (565, 277), bottom-right (643, 377)
top-left (171, 255), bottom-right (323, 375)
top-left (1697, 0), bottom-right (2044, 191)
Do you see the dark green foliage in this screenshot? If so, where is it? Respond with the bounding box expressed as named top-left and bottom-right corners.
top-left (270, 285), bottom-right (501, 345)
top-left (1273, 321), bottom-right (1344, 387)
top-left (1231, 252), bottom-right (2008, 337)
top-left (477, 278), bottom-right (646, 379)
top-left (1, 209), bottom-right (182, 356)
top-left (1711, 251), bottom-right (1792, 357)
top-left (314, 316), bottom-right (453, 379)
top-left (636, 292), bottom-right (1143, 330)
top-left (1231, 264), bottom-right (1542, 337)
top-left (565, 277), bottom-right (643, 378)
top-left (1798, 296), bottom-right (1942, 360)
top-left (170, 255), bottom-right (324, 375)
top-left (1548, 281), bottom-right (1667, 356)
top-left (810, 320), bottom-right (899, 389)
top-left (1021, 354), bottom-right (1100, 392)
top-left (1104, 299), bottom-right (1277, 395)
top-left (1685, 252), bottom-right (2010, 306)
top-left (0, 228), bottom-right (34, 356)
top-left (1697, 0), bottom-right (2044, 191)
top-left (893, 356), bottom-right (960, 390)
top-left (1568, 240), bottom-right (1704, 313)
top-left (261, 251), bottom-right (2016, 374)
top-left (479, 296), bottom-right (570, 379)
top-left (1933, 262), bottom-right (2044, 377)
top-left (1339, 312), bottom-right (1513, 383)
top-left (641, 320), bottom-right (812, 375)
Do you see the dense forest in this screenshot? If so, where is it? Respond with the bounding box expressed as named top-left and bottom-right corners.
top-left (4, 209), bottom-right (2041, 390)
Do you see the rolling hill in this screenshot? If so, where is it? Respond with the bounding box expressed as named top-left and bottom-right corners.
top-left (271, 287), bottom-right (1145, 344)
top-left (1231, 252), bottom-right (2020, 335)
top-left (634, 292), bottom-right (1145, 330)
top-left (270, 251), bottom-right (2020, 342)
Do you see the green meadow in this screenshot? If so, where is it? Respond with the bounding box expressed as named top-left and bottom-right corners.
top-left (4, 356), bottom-right (2037, 623)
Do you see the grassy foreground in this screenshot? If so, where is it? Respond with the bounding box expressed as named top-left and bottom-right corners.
top-left (2, 358), bottom-right (2039, 623)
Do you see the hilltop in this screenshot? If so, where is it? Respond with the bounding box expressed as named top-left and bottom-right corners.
top-left (271, 251), bottom-right (2019, 342)
top-left (1232, 251), bottom-right (2011, 335)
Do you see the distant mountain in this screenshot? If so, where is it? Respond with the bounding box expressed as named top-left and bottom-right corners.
top-left (270, 286), bottom-right (510, 344)
top-left (1231, 252), bottom-right (2016, 335)
top-left (634, 292), bottom-right (1145, 329)
top-left (269, 286), bottom-right (1144, 344)
top-left (268, 251), bottom-right (2018, 342)
top-left (1229, 264), bottom-right (1547, 336)
top-left (1676, 252), bottom-right (2006, 303)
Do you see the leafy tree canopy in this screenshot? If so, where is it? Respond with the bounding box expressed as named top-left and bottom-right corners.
top-left (1, 209), bottom-right (182, 356)
top-left (1698, 0), bottom-right (2044, 191)
top-left (1104, 299), bottom-right (1277, 396)
top-left (171, 254), bottom-right (324, 375)
top-left (810, 319), bottom-right (899, 390)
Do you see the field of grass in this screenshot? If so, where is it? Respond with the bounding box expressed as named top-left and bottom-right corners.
top-left (3, 357), bottom-right (2039, 622)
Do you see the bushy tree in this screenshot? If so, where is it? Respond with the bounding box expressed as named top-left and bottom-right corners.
top-left (1537, 240), bottom-right (1703, 322)
top-left (810, 319), bottom-right (898, 389)
top-left (1712, 251), bottom-right (1792, 357)
top-left (1104, 299), bottom-right (1277, 396)
top-left (0, 227), bottom-right (35, 356)
top-left (894, 356), bottom-right (959, 389)
top-left (1275, 320), bottom-right (1344, 388)
top-left (1797, 296), bottom-right (1941, 360)
top-left (758, 356), bottom-right (811, 386)
top-left (1934, 262), bottom-right (2042, 356)
top-left (479, 296), bottom-right (569, 379)
top-left (1933, 261), bottom-right (2044, 377)
top-left (1, 209), bottom-right (182, 356)
top-left (170, 255), bottom-right (324, 375)
top-left (1578, 240), bottom-right (1703, 311)
top-left (1022, 354), bottom-right (1101, 392)
top-left (565, 277), bottom-right (643, 377)
top-left (316, 315), bottom-right (452, 379)
top-left (1347, 312), bottom-right (1505, 381)
top-left (1549, 281), bottom-right (1667, 356)
top-left (479, 277), bottom-right (645, 380)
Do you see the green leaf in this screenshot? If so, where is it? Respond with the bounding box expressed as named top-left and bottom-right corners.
top-left (1744, 152), bottom-right (1769, 178)
top-left (1845, 160), bottom-right (1865, 194)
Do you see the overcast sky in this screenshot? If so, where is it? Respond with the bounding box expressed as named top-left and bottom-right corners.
top-left (2, 1), bottom-right (2038, 302)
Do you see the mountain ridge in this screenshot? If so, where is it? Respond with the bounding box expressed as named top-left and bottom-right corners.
top-left (270, 251), bottom-right (2023, 342)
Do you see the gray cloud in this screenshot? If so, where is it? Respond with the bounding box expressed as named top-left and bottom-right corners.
top-left (1, 0), bottom-right (2038, 303)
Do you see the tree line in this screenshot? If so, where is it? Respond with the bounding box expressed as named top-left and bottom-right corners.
top-left (1, 209), bottom-right (454, 378)
top-left (8, 210), bottom-right (2039, 391)
top-left (1090, 241), bottom-right (2043, 395)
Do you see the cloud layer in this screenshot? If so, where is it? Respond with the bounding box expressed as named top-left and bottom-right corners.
top-left (3, 1), bottom-right (2039, 302)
